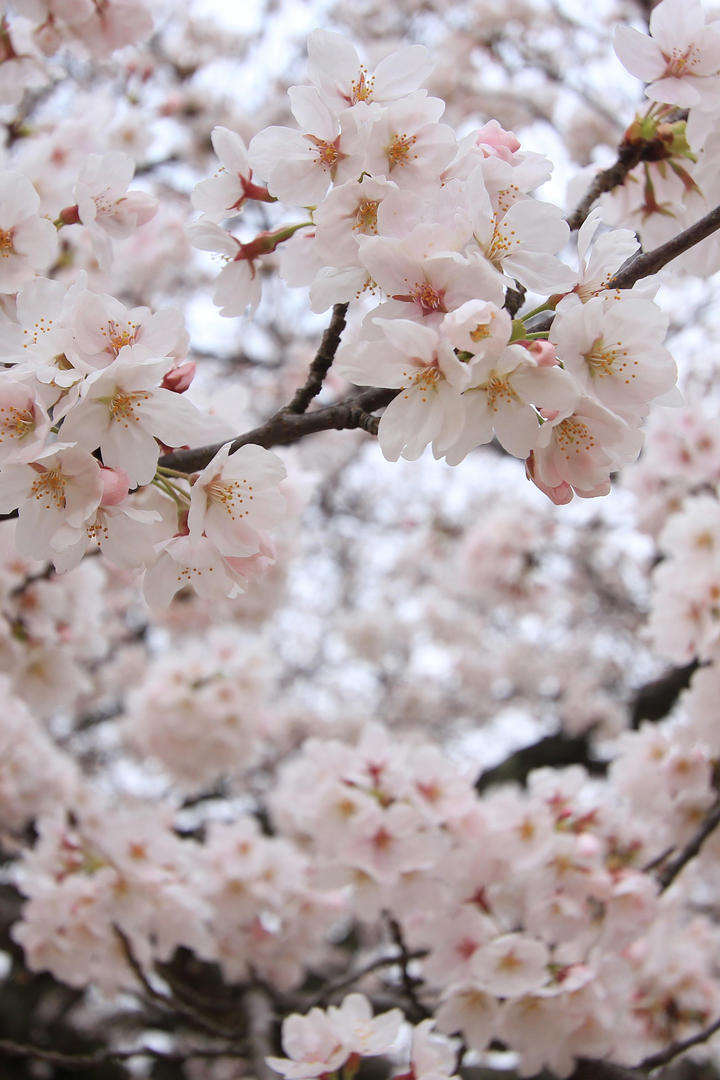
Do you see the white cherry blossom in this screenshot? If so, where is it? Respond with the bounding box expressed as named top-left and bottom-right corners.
top-left (0, 171), bottom-right (58, 293)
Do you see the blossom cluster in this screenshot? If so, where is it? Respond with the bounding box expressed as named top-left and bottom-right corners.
top-left (268, 721), bottom-right (720, 1075)
top-left (0, 0), bottom-right (154, 107)
top-left (601, 0), bottom-right (720, 267)
top-left (0, 175), bottom-right (291, 603)
top-left (189, 29), bottom-right (679, 503)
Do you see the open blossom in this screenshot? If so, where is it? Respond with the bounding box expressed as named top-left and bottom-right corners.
top-left (0, 379), bottom-right (50, 464)
top-left (192, 126), bottom-right (274, 221)
top-left (441, 345), bottom-right (579, 465)
top-left (0, 171), bottom-right (58, 293)
top-left (550, 295), bottom-right (676, 423)
top-left (336, 318), bottom-right (470, 461)
top-left (266, 1006), bottom-right (350, 1080)
top-left (306, 29), bottom-right (433, 112)
top-left (143, 531), bottom-right (278, 606)
top-left (73, 151), bottom-right (158, 269)
top-left (187, 442), bottom-right (287, 557)
top-left (0, 443), bottom-right (103, 560)
top-left (59, 347), bottom-right (213, 486)
top-left (528, 397), bottom-right (644, 502)
top-left (249, 86), bottom-right (360, 207)
top-left (614, 0), bottom-right (720, 107)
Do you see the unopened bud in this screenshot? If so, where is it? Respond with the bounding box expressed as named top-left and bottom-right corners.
top-left (161, 361), bottom-right (196, 394)
top-left (100, 466), bottom-right (130, 506)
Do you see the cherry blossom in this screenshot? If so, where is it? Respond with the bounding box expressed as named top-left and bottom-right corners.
top-left (0, 171), bottom-right (58, 293)
top-left (614, 0), bottom-right (720, 108)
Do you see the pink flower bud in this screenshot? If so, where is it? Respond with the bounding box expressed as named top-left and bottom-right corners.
top-left (524, 339), bottom-right (558, 367)
top-left (475, 119), bottom-right (521, 162)
top-left (100, 466), bottom-right (130, 506)
top-left (59, 204), bottom-right (81, 225)
top-left (526, 451), bottom-right (574, 504)
top-left (161, 361), bottom-right (196, 394)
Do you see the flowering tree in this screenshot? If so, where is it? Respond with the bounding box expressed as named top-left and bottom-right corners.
top-left (3, 0), bottom-right (720, 1078)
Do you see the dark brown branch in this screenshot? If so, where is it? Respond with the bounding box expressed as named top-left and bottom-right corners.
top-left (527, 204), bottom-right (720, 337)
top-left (475, 732), bottom-right (606, 793)
top-left (286, 303), bottom-right (349, 414)
top-left (0, 1037), bottom-right (241, 1069)
top-left (608, 203), bottom-right (720, 288)
top-left (308, 947), bottom-right (429, 1007)
top-left (569, 1060), bottom-right (643, 1080)
top-left (114, 926), bottom-right (239, 1039)
top-left (159, 386), bottom-right (395, 473)
top-left (385, 914), bottom-right (431, 1023)
top-left (566, 143), bottom-right (651, 232)
top-left (639, 1014), bottom-right (720, 1072)
top-left (655, 798), bottom-right (720, 892)
top-left (631, 661), bottom-right (699, 728)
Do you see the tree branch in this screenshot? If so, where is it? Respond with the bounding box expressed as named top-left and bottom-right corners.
top-left (307, 947), bottom-right (429, 1007)
top-left (385, 914), bottom-right (431, 1023)
top-left (0, 1037), bottom-right (243, 1069)
top-left (654, 798), bottom-right (720, 892)
top-left (566, 142), bottom-right (652, 232)
top-left (114, 926), bottom-right (240, 1039)
top-left (158, 386), bottom-right (395, 473)
top-left (639, 1014), bottom-right (720, 1072)
top-left (527, 204), bottom-right (720, 337)
top-left (608, 203), bottom-right (720, 289)
top-left (286, 303), bottom-right (349, 414)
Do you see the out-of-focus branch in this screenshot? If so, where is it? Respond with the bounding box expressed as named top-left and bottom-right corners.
top-left (639, 1014), bottom-right (720, 1071)
top-left (631, 661), bottom-right (698, 728)
top-left (655, 798), bottom-right (720, 892)
top-left (475, 731), bottom-right (607, 793)
top-left (114, 926), bottom-right (240, 1039)
top-left (308, 947), bottom-right (429, 1007)
top-left (0, 1038), bottom-right (241, 1069)
top-left (385, 915), bottom-right (431, 1023)
top-left (286, 303), bottom-right (349, 413)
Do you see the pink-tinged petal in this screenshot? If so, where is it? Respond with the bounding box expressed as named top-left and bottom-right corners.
top-left (649, 0), bottom-right (704, 50)
top-left (210, 126), bottom-right (250, 175)
top-left (0, 171), bottom-right (40, 228)
top-left (0, 463), bottom-right (33, 513)
top-left (186, 220), bottom-right (239, 258)
top-left (192, 173), bottom-right (243, 219)
top-left (309, 266), bottom-right (368, 313)
top-left (372, 317), bottom-right (438, 361)
top-left (140, 389), bottom-right (210, 449)
top-left (213, 260), bottom-right (262, 316)
top-left (248, 127), bottom-right (311, 184)
top-left (374, 45), bottom-right (432, 100)
top-left (613, 26), bottom-right (667, 81)
top-left (289, 85), bottom-right (339, 140)
top-left (307, 29), bottom-right (361, 95)
top-left (102, 421), bottom-right (160, 486)
top-left (13, 216), bottom-right (58, 268)
top-left (646, 75), bottom-right (703, 106)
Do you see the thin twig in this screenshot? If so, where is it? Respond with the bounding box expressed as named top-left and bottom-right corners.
top-left (0, 1037), bottom-right (243, 1069)
top-left (566, 143), bottom-right (651, 232)
top-left (526, 203), bottom-right (720, 337)
top-left (640, 1013), bottom-right (720, 1071)
top-left (285, 303), bottom-right (349, 414)
top-left (307, 948), bottom-right (429, 1007)
top-left (655, 798), bottom-right (720, 892)
top-left (114, 926), bottom-right (239, 1039)
top-left (609, 203), bottom-right (720, 289)
top-left (385, 915), bottom-right (431, 1023)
